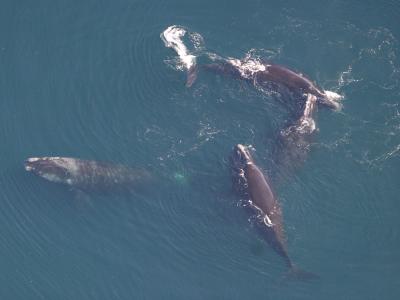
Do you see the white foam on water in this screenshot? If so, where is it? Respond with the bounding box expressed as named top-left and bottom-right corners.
top-left (161, 25), bottom-right (196, 70)
top-left (338, 65), bottom-right (363, 88)
top-left (189, 32), bottom-right (205, 51)
top-left (227, 57), bottom-right (266, 79)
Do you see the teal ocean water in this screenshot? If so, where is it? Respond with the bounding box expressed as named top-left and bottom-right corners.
top-left (1, 0), bottom-right (399, 299)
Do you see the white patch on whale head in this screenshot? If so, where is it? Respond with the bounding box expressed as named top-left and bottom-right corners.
top-left (50, 157), bottom-right (80, 178)
top-left (28, 157), bottom-right (80, 184)
top-left (27, 157), bottom-right (40, 162)
top-left (236, 144), bottom-right (253, 165)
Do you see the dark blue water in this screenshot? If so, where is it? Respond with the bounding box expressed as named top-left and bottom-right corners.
top-left (1, 0), bottom-right (399, 299)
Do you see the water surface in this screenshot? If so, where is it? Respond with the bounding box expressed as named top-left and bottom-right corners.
top-left (0, 0), bottom-right (399, 299)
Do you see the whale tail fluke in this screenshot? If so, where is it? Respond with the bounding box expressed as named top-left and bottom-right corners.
top-left (319, 90), bottom-right (344, 111)
top-left (285, 266), bottom-right (320, 281)
top-left (186, 65), bottom-right (198, 87)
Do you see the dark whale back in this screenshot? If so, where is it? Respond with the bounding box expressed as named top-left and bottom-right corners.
top-left (231, 145), bottom-right (291, 265)
top-left (202, 62), bottom-right (245, 81)
top-left (257, 64), bottom-right (323, 96)
top-left (72, 160), bottom-right (151, 191)
top-left (230, 145), bottom-right (318, 280)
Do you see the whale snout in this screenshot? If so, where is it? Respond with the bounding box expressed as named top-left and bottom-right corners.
top-left (24, 157), bottom-right (70, 184)
top-left (24, 157), bottom-right (58, 174)
top-left (25, 157), bottom-right (41, 172)
top-left (231, 144), bottom-right (253, 169)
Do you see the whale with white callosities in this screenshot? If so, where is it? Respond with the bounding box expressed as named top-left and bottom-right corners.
top-left (25, 157), bottom-right (152, 193)
top-left (161, 25), bottom-right (344, 110)
top-left (231, 144), bottom-right (318, 280)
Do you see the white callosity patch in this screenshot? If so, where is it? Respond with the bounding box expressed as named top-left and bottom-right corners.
top-left (161, 25), bottom-right (196, 70)
top-left (25, 157), bottom-right (41, 171)
top-left (27, 157), bottom-right (40, 162)
top-left (27, 157), bottom-right (81, 184)
top-left (236, 144), bottom-right (254, 165)
top-left (52, 158), bottom-right (80, 178)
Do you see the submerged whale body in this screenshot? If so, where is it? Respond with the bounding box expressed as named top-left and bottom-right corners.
top-left (231, 144), bottom-right (318, 280)
top-left (25, 157), bottom-right (151, 192)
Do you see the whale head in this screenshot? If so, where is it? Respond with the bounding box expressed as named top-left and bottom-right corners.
top-left (25, 157), bottom-right (76, 185)
top-left (231, 144), bottom-right (254, 169)
top-left (230, 144), bottom-right (253, 196)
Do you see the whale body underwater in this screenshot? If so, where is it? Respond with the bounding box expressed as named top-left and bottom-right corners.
top-left (25, 157), bottom-right (151, 192)
top-left (231, 144), bottom-right (318, 280)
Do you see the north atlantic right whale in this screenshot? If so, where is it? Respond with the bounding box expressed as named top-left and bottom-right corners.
top-left (231, 144), bottom-right (318, 280)
top-left (25, 157), bottom-right (152, 193)
top-left (197, 59), bottom-right (343, 111)
top-left (161, 25), bottom-right (343, 111)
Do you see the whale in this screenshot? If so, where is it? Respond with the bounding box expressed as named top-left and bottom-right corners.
top-left (199, 59), bottom-right (343, 111)
top-left (25, 157), bottom-right (152, 193)
top-left (161, 25), bottom-right (342, 110)
top-left (230, 144), bottom-right (318, 280)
